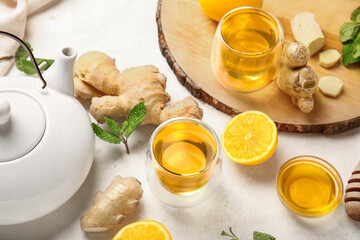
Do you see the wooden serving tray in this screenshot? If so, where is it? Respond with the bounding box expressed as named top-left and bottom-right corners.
top-left (156, 0), bottom-right (360, 134)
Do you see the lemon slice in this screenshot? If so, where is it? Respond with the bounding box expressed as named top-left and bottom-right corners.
top-left (112, 220), bottom-right (172, 240)
top-left (222, 111), bottom-right (277, 165)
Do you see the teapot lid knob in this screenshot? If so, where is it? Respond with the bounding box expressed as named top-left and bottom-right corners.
top-left (0, 98), bottom-right (11, 125)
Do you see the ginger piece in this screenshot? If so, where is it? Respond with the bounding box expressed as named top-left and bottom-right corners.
top-left (318, 76), bottom-right (343, 97)
top-left (277, 42), bottom-right (318, 113)
top-left (283, 41), bottom-right (310, 68)
top-left (319, 49), bottom-right (341, 68)
top-left (74, 51), bottom-right (203, 125)
top-left (291, 12), bottom-right (325, 55)
top-left (81, 176), bottom-right (143, 232)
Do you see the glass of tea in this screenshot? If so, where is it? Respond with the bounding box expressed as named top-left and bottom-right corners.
top-left (276, 155), bottom-right (343, 217)
top-left (211, 7), bottom-right (284, 92)
top-left (146, 118), bottom-right (222, 207)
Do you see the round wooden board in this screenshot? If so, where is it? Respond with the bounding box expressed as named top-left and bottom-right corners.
top-left (156, 0), bottom-right (360, 134)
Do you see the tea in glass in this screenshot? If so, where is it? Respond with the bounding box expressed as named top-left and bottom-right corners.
top-left (151, 118), bottom-right (218, 195)
top-left (212, 7), bottom-right (284, 92)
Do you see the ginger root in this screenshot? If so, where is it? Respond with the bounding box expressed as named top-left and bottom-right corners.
top-left (81, 176), bottom-right (143, 232)
top-left (277, 42), bottom-right (318, 113)
top-left (74, 51), bottom-right (203, 125)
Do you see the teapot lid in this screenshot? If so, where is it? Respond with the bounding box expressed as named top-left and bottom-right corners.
top-left (0, 91), bottom-right (46, 162)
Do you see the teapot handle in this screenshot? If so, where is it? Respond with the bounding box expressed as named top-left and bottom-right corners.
top-left (0, 31), bottom-right (47, 89)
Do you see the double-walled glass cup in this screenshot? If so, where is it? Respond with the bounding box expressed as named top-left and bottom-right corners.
top-left (211, 7), bottom-right (284, 92)
top-left (146, 118), bottom-right (222, 207)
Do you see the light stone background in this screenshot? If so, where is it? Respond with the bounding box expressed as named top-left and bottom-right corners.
top-left (1, 0), bottom-right (360, 239)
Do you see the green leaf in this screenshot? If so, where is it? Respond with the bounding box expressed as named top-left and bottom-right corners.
top-left (36, 58), bottom-right (54, 72)
top-left (253, 231), bottom-right (276, 240)
top-left (15, 41), bottom-right (32, 71)
top-left (19, 58), bottom-right (54, 74)
top-left (339, 22), bottom-right (360, 43)
top-left (354, 44), bottom-right (360, 58)
top-left (91, 123), bottom-right (121, 144)
top-left (105, 116), bottom-right (122, 136)
top-left (221, 228), bottom-right (240, 240)
top-left (122, 102), bottom-right (146, 138)
top-left (121, 121), bottom-right (128, 132)
top-left (15, 42), bottom-right (54, 74)
top-left (342, 34), bottom-right (360, 66)
top-left (351, 6), bottom-right (360, 22)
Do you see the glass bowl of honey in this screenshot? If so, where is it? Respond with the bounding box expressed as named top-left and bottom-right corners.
top-left (276, 156), bottom-right (343, 217)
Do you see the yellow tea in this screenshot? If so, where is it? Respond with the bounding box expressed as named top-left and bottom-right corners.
top-left (276, 157), bottom-right (343, 217)
top-left (152, 120), bottom-right (217, 195)
top-left (212, 7), bottom-right (283, 92)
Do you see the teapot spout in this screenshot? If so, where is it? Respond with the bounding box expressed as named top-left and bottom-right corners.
top-left (43, 48), bottom-right (77, 96)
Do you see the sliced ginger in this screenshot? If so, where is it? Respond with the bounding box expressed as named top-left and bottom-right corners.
top-left (74, 51), bottom-right (203, 125)
top-left (319, 49), bottom-right (341, 68)
top-left (318, 76), bottom-right (343, 97)
top-left (291, 12), bottom-right (325, 56)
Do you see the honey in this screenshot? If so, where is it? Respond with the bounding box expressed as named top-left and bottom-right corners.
top-left (211, 7), bottom-right (283, 92)
top-left (276, 156), bottom-right (343, 217)
top-left (152, 120), bottom-right (217, 195)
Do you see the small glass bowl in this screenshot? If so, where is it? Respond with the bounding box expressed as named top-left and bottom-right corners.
top-left (276, 155), bottom-right (343, 217)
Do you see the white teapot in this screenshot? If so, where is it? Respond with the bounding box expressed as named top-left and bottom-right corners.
top-left (0, 32), bottom-right (94, 225)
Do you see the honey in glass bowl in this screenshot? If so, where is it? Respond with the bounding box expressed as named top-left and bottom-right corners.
top-left (276, 156), bottom-right (343, 217)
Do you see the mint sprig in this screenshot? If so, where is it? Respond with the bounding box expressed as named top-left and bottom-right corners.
top-left (340, 6), bottom-right (360, 66)
top-left (221, 227), bottom-right (276, 240)
top-left (15, 41), bottom-right (54, 74)
top-left (91, 102), bottom-right (146, 154)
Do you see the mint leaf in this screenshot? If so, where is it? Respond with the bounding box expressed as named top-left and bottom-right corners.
top-left (15, 41), bottom-right (32, 71)
top-left (351, 7), bottom-right (360, 22)
top-left (342, 34), bottom-right (360, 66)
top-left (91, 123), bottom-right (121, 144)
top-left (253, 231), bottom-right (276, 240)
top-left (122, 102), bottom-right (146, 138)
top-left (354, 44), bottom-right (360, 58)
top-left (121, 121), bottom-right (128, 132)
top-left (339, 22), bottom-right (360, 42)
top-left (15, 42), bottom-right (54, 74)
top-left (105, 116), bottom-right (122, 136)
top-left (19, 58), bottom-right (54, 74)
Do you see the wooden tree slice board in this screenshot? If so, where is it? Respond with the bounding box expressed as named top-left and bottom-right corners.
top-left (156, 0), bottom-right (360, 134)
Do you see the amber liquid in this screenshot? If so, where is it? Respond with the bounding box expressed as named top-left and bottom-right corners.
top-left (152, 121), bottom-right (217, 195)
top-left (212, 8), bottom-right (282, 91)
top-left (278, 159), bottom-right (342, 216)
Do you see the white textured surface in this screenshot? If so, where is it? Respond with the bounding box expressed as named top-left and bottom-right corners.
top-left (1, 0), bottom-right (360, 239)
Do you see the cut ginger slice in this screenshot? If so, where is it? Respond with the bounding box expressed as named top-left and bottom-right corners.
top-left (319, 49), bottom-right (341, 68)
top-left (113, 220), bottom-right (172, 240)
top-left (318, 76), bottom-right (343, 97)
top-left (222, 111), bottom-right (278, 165)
